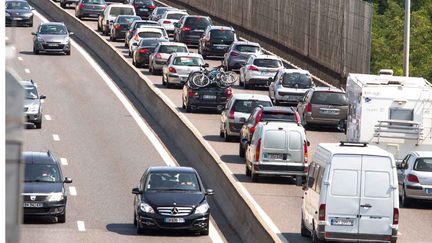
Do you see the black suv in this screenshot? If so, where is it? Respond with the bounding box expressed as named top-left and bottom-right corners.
top-left (174, 15), bottom-right (212, 46)
top-left (198, 26), bottom-right (237, 58)
top-left (22, 151), bottom-right (72, 223)
top-left (131, 0), bottom-right (156, 19)
top-left (132, 166), bottom-right (214, 235)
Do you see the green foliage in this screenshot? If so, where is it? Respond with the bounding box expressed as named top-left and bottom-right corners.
top-left (370, 0), bottom-right (432, 81)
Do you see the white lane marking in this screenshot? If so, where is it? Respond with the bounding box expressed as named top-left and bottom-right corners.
top-left (24, 68), bottom-right (31, 73)
top-left (18, 56), bottom-right (23, 61)
top-left (69, 186), bottom-right (77, 196)
top-left (52, 134), bottom-right (60, 141)
top-left (60, 158), bottom-right (68, 165)
top-left (77, 221), bottom-right (86, 232)
top-left (44, 114), bottom-right (52, 120)
top-left (41, 99), bottom-right (45, 103)
top-left (34, 10), bottom-right (224, 243)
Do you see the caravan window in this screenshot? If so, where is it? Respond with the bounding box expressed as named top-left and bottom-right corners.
top-left (389, 107), bottom-right (413, 123)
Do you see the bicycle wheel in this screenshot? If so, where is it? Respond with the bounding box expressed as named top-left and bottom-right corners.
top-left (221, 71), bottom-right (238, 85)
top-left (192, 73), bottom-right (211, 87)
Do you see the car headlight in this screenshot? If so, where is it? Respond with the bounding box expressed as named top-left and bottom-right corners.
top-left (37, 37), bottom-right (45, 43)
top-left (22, 12), bottom-right (33, 17)
top-left (48, 193), bottom-right (64, 202)
top-left (6, 12), bottom-right (10, 17)
top-left (62, 37), bottom-right (70, 44)
top-left (139, 203), bottom-right (154, 214)
top-left (28, 105), bottom-right (39, 113)
top-left (194, 202), bottom-right (209, 214)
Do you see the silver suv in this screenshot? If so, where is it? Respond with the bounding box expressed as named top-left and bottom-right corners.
top-left (397, 151), bottom-right (432, 207)
top-left (21, 80), bottom-right (46, 129)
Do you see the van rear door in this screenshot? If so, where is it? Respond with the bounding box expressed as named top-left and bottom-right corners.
top-left (326, 155), bottom-right (361, 235)
top-left (261, 128), bottom-right (302, 163)
top-left (358, 155), bottom-right (394, 236)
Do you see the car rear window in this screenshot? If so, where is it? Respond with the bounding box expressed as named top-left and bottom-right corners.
top-left (261, 111), bottom-right (296, 122)
top-left (253, 59), bottom-right (282, 68)
top-left (210, 29), bottom-right (235, 40)
top-left (282, 72), bottom-right (312, 89)
top-left (110, 7), bottom-right (134, 16)
top-left (414, 158), bottom-right (432, 172)
top-left (166, 13), bottom-right (186, 20)
top-left (139, 38), bottom-right (168, 47)
top-left (138, 31), bottom-right (162, 38)
top-left (82, 0), bottom-right (105, 4)
top-left (235, 45), bottom-right (260, 53)
top-left (159, 45), bottom-right (188, 53)
top-left (156, 8), bottom-right (169, 15)
top-left (134, 0), bottom-right (154, 4)
top-left (145, 172), bottom-right (200, 191)
top-left (184, 17), bottom-right (211, 29)
top-left (232, 100), bottom-right (272, 113)
top-left (118, 16), bottom-right (140, 24)
top-left (24, 164), bottom-right (61, 183)
top-left (135, 22), bottom-right (159, 29)
top-left (311, 91), bottom-right (348, 106)
top-left (173, 56), bottom-right (204, 66)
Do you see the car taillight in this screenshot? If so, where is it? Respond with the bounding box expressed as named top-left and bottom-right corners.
top-left (305, 103), bottom-right (312, 113)
top-left (294, 111), bottom-right (301, 125)
top-left (169, 67), bottom-right (176, 73)
top-left (407, 174), bottom-right (419, 183)
top-left (155, 53), bottom-right (162, 59)
top-left (248, 65), bottom-right (259, 71)
top-left (101, 5), bottom-right (106, 10)
top-left (230, 51), bottom-right (240, 56)
top-left (139, 48), bottom-right (149, 54)
top-left (393, 208), bottom-right (399, 225)
top-left (79, 3), bottom-right (85, 9)
top-left (228, 110), bottom-right (235, 120)
top-left (114, 24), bottom-right (121, 30)
top-left (181, 27), bottom-right (191, 32)
top-left (163, 20), bottom-right (171, 24)
top-left (148, 5), bottom-right (156, 9)
top-left (134, 35), bottom-right (139, 41)
top-left (187, 90), bottom-right (193, 97)
top-left (255, 138), bottom-right (261, 161)
top-left (318, 204), bottom-right (326, 221)
top-left (304, 140), bottom-right (308, 164)
top-left (226, 87), bottom-right (232, 98)
top-left (133, 4), bottom-right (140, 8)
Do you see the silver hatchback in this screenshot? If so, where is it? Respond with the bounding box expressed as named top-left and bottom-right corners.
top-left (397, 151), bottom-right (432, 207)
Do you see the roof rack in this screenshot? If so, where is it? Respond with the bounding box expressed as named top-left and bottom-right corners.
top-left (339, 141), bottom-right (368, 147)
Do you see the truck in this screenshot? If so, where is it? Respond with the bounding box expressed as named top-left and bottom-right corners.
top-left (346, 69), bottom-right (432, 161)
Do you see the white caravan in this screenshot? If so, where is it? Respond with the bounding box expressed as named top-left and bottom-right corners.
top-left (301, 142), bottom-right (399, 243)
top-left (346, 70), bottom-right (432, 161)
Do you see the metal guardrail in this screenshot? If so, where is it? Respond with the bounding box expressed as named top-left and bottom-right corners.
top-left (374, 120), bottom-right (423, 145)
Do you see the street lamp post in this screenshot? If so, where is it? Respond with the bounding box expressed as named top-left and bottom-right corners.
top-left (403, 0), bottom-right (411, 76)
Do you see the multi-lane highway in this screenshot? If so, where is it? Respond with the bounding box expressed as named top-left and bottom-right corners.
top-left (8, 1), bottom-right (432, 242)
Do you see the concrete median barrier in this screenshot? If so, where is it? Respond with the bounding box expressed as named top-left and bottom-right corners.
top-left (28, 0), bottom-right (284, 242)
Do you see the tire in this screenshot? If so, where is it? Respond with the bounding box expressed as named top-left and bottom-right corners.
top-left (61, 3), bottom-right (66, 8)
top-left (136, 222), bottom-right (145, 235)
top-left (57, 211), bottom-right (66, 223)
top-left (29, 22), bottom-right (33, 27)
top-left (34, 120), bottom-right (42, 129)
top-left (200, 227), bottom-right (209, 236)
top-left (223, 129), bottom-right (232, 142)
top-left (401, 187), bottom-right (412, 208)
top-left (166, 78), bottom-right (172, 88)
top-left (219, 129), bottom-right (224, 138)
top-left (312, 226), bottom-right (325, 243)
top-left (244, 79), bottom-right (249, 89)
top-left (301, 215), bottom-right (311, 237)
top-left (112, 36), bottom-right (116, 42)
top-left (66, 50), bottom-right (71, 56)
top-left (133, 212), bottom-right (137, 226)
top-left (33, 47), bottom-right (39, 55)
top-left (239, 74), bottom-right (244, 86)
top-left (245, 163), bottom-right (251, 176)
top-left (162, 75), bottom-right (166, 85)
top-left (251, 170), bottom-right (259, 182)
top-left (302, 114), bottom-right (309, 129)
top-left (239, 143), bottom-right (245, 158)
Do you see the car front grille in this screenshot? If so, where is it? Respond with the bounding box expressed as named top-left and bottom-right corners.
top-left (42, 42), bottom-right (64, 49)
top-left (23, 195), bottom-right (49, 202)
top-left (157, 206), bottom-right (193, 216)
top-left (24, 207), bottom-right (51, 214)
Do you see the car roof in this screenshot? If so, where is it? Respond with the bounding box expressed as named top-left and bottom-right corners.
top-left (413, 151), bottom-right (432, 157)
top-left (209, 25), bottom-right (234, 31)
top-left (22, 151), bottom-right (57, 165)
top-left (165, 10), bottom-right (188, 15)
top-left (116, 15), bottom-right (139, 18)
top-left (251, 54), bottom-right (280, 60)
top-left (137, 27), bottom-right (163, 32)
top-left (232, 41), bottom-right (260, 47)
top-left (6, 0), bottom-right (28, 2)
top-left (109, 4), bottom-right (134, 8)
top-left (148, 166), bottom-right (197, 173)
top-left (258, 121), bottom-right (301, 129)
top-left (40, 22), bottom-right (66, 26)
top-left (159, 42), bottom-right (187, 46)
top-left (185, 15), bottom-right (210, 19)
top-left (280, 68), bottom-right (310, 75)
top-left (261, 106), bottom-right (295, 113)
top-left (311, 86), bottom-right (345, 93)
top-left (20, 80), bottom-right (36, 87)
top-left (171, 52), bottom-right (202, 58)
top-left (231, 93), bottom-right (271, 101)
top-left (133, 20), bottom-right (158, 24)
top-left (319, 143), bottom-right (394, 158)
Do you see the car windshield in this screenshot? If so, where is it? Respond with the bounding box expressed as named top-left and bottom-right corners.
top-left (39, 24), bottom-right (68, 35)
top-left (117, 16), bottom-right (140, 24)
top-left (311, 91), bottom-right (348, 106)
top-left (281, 72), bottom-right (312, 89)
top-left (210, 29), bottom-right (234, 40)
top-left (6, 1), bottom-right (31, 10)
top-left (156, 8), bottom-right (169, 15)
top-left (235, 45), bottom-right (260, 53)
top-left (134, 0), bottom-right (153, 4)
top-left (138, 32), bottom-right (162, 38)
top-left (159, 45), bottom-right (187, 54)
top-left (24, 86), bottom-right (38, 99)
top-left (414, 158), bottom-right (432, 172)
top-left (253, 59), bottom-right (282, 68)
top-left (135, 22), bottom-right (159, 29)
top-left (261, 112), bottom-right (296, 122)
top-left (145, 172), bottom-right (201, 191)
top-left (82, 0), bottom-right (105, 4)
top-left (232, 100), bottom-right (272, 113)
top-left (110, 7), bottom-right (134, 16)
top-left (184, 17), bottom-right (211, 29)
top-left (166, 13), bottom-right (186, 20)
top-left (139, 38), bottom-right (167, 47)
top-left (24, 164), bottom-right (61, 183)
top-left (173, 56), bottom-right (203, 66)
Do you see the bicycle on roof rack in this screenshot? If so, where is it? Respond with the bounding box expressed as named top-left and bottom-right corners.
top-left (189, 63), bottom-right (238, 88)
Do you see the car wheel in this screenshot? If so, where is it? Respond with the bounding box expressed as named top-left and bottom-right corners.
top-left (223, 129), bottom-right (232, 142)
top-left (251, 169), bottom-right (259, 182)
top-left (133, 212), bottom-right (137, 226)
top-left (65, 50), bottom-right (71, 56)
top-left (162, 75), bottom-right (166, 85)
top-left (245, 163), bottom-right (251, 176)
top-left (200, 227), bottom-right (209, 236)
top-left (239, 74), bottom-right (244, 86)
top-left (244, 78), bottom-right (249, 89)
top-left (219, 128), bottom-right (224, 138)
top-left (166, 78), bottom-right (172, 88)
top-left (312, 226), bottom-right (325, 243)
top-left (150, 65), bottom-right (157, 75)
top-left (301, 215), bottom-right (311, 237)
top-left (29, 22), bottom-right (33, 27)
top-left (302, 114), bottom-right (309, 129)
top-left (239, 143), bottom-right (245, 158)
top-left (112, 36), bottom-right (116, 42)
top-left (401, 187), bottom-right (412, 208)
top-left (34, 120), bottom-right (42, 129)
top-left (61, 3), bottom-right (66, 8)
top-left (57, 211), bottom-right (66, 223)
top-left (33, 46), bottom-right (39, 55)
top-left (136, 222), bottom-right (145, 235)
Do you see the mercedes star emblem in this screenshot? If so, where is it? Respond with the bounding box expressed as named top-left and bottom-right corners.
top-left (30, 195), bottom-right (36, 201)
top-left (171, 207), bottom-right (178, 215)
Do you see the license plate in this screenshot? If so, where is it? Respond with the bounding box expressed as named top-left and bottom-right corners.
top-left (89, 14), bottom-right (98, 17)
top-left (203, 95), bottom-right (216, 100)
top-left (13, 17), bottom-right (23, 20)
top-left (331, 218), bottom-right (354, 226)
top-left (320, 109), bottom-right (339, 115)
top-left (48, 44), bottom-right (58, 47)
top-left (164, 217), bottom-right (185, 223)
top-left (261, 71), bottom-right (271, 75)
top-left (140, 8), bottom-right (148, 11)
top-left (23, 202), bottom-right (43, 208)
top-left (267, 153), bottom-right (283, 160)
top-left (287, 96), bottom-right (299, 101)
top-left (426, 188), bottom-right (432, 194)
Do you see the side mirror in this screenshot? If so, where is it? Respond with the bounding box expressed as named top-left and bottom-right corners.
top-left (64, 177), bottom-right (72, 183)
top-left (205, 189), bottom-right (214, 195)
top-left (306, 140), bottom-right (310, 146)
top-left (69, 32), bottom-right (74, 36)
top-left (307, 177), bottom-right (315, 188)
top-left (39, 95), bottom-right (46, 99)
top-left (239, 117), bottom-right (246, 123)
top-left (132, 187), bottom-right (141, 194)
top-left (204, 63), bottom-right (209, 68)
top-left (397, 161), bottom-right (406, 170)
top-left (31, 32), bottom-right (36, 36)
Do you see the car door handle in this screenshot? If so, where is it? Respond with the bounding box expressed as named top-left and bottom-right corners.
top-left (360, 204), bottom-right (372, 208)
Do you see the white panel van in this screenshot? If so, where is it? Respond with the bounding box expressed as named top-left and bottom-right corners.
top-left (301, 142), bottom-right (399, 243)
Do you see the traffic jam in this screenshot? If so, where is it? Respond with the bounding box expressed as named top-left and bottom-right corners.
top-left (6, 0), bottom-right (432, 242)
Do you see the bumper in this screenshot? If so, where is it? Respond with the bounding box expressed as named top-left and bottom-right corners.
top-left (35, 43), bottom-right (71, 53)
top-left (203, 46), bottom-right (230, 56)
top-left (253, 163), bottom-right (307, 176)
top-left (25, 112), bottom-right (41, 123)
top-left (227, 59), bottom-right (246, 70)
top-left (317, 224), bottom-right (398, 242)
top-left (305, 113), bottom-right (344, 125)
top-left (181, 35), bottom-right (201, 45)
top-left (23, 202), bottom-right (66, 217)
top-left (405, 185), bottom-right (432, 200)
top-left (112, 30), bottom-right (127, 39)
top-left (152, 59), bottom-right (168, 70)
top-left (187, 98), bottom-right (227, 111)
top-left (137, 212), bottom-right (209, 231)
top-left (167, 74), bottom-right (188, 85)
top-left (275, 93), bottom-right (304, 104)
top-left (227, 122), bottom-right (243, 136)
top-left (246, 77), bottom-right (273, 86)
top-left (79, 9), bottom-right (103, 18)
top-left (6, 16), bottom-right (33, 26)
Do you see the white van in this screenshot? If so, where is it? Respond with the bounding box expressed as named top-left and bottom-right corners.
top-left (98, 4), bottom-right (136, 35)
top-left (301, 142), bottom-right (399, 243)
top-left (245, 122), bottom-right (308, 183)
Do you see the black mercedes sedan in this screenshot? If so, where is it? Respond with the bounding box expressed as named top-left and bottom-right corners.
top-left (132, 166), bottom-right (214, 235)
top-left (22, 151), bottom-right (72, 223)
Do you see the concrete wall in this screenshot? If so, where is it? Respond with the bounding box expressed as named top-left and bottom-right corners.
top-left (168, 0), bottom-right (372, 85)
